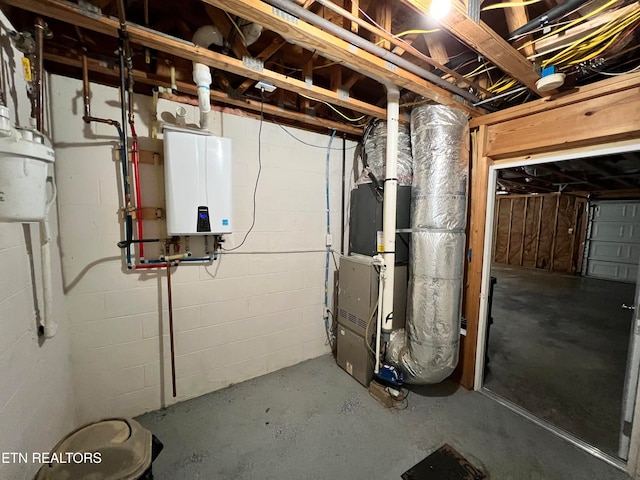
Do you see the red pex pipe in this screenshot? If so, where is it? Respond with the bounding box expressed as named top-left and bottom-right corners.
top-left (134, 264), bottom-right (165, 270)
top-left (130, 121), bottom-right (145, 259)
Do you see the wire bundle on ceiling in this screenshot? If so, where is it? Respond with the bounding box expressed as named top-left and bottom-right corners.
top-left (541, 4), bottom-right (640, 69)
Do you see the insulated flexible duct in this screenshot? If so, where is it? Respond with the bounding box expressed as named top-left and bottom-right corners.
top-left (358, 121), bottom-right (413, 186)
top-left (388, 105), bottom-right (469, 384)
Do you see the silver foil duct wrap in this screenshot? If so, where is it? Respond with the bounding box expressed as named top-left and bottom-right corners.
top-left (357, 121), bottom-right (413, 186)
top-left (388, 105), bottom-right (469, 385)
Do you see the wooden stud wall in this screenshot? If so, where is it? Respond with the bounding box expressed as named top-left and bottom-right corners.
top-left (492, 193), bottom-right (587, 274)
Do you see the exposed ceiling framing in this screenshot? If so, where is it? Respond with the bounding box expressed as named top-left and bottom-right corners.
top-left (3, 0), bottom-right (639, 136)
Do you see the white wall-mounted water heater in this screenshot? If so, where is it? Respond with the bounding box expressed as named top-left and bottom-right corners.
top-left (163, 126), bottom-right (232, 236)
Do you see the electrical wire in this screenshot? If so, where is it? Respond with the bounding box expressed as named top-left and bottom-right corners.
top-left (589, 61), bottom-right (640, 75)
top-left (364, 300), bottom-right (379, 355)
top-left (395, 28), bottom-right (440, 36)
top-left (517, 0), bottom-right (619, 53)
top-left (221, 89), bottom-right (264, 252)
top-left (224, 11), bottom-right (247, 45)
top-left (298, 92), bottom-right (367, 123)
top-left (542, 8), bottom-right (640, 68)
top-left (482, 0), bottom-right (543, 10)
top-left (276, 124), bottom-right (358, 150)
top-left (324, 129), bottom-right (337, 348)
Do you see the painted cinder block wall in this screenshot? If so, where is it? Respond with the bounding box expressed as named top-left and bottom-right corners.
top-left (50, 74), bottom-right (353, 423)
top-left (0, 12), bottom-right (75, 480)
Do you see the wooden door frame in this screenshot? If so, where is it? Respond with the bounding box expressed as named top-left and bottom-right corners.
top-left (470, 139), bottom-right (640, 474)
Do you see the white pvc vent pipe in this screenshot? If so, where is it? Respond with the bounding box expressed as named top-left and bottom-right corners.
top-left (192, 26), bottom-right (222, 130)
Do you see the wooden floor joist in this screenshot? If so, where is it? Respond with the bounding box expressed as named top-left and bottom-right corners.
top-left (5, 0), bottom-right (385, 122)
top-left (44, 52), bottom-right (363, 135)
top-left (402, 0), bottom-right (542, 96)
top-left (201, 0), bottom-right (484, 116)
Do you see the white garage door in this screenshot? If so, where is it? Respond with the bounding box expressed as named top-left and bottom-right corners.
top-left (585, 201), bottom-right (640, 283)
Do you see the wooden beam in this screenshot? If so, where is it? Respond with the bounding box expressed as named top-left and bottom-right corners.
top-left (350, 0), bottom-right (359, 33)
top-left (549, 194), bottom-right (560, 271)
top-left (202, 0), bottom-right (485, 116)
top-left (503, 5), bottom-right (535, 59)
top-left (303, 0), bottom-right (493, 97)
top-left (534, 163), bottom-right (607, 189)
top-left (375, 0), bottom-right (392, 50)
top-left (532, 4), bottom-right (637, 59)
top-left (505, 198), bottom-right (513, 262)
top-left (391, 34), bottom-right (418, 57)
top-left (534, 196), bottom-right (543, 267)
top-left (343, 72), bottom-right (364, 91)
top-left (497, 177), bottom-right (556, 192)
top-left (484, 87), bottom-right (640, 158)
top-left (44, 52), bottom-right (363, 135)
top-left (519, 197), bottom-right (527, 266)
top-left (204, 5), bottom-right (251, 59)
top-left (7, 0), bottom-right (386, 121)
top-left (470, 71), bottom-right (640, 128)
top-left (459, 126), bottom-right (490, 389)
top-left (578, 160), bottom-right (637, 189)
top-left (402, 0), bottom-right (542, 95)
top-left (302, 56), bottom-right (315, 115)
top-left (424, 35), bottom-right (449, 66)
top-left (235, 37), bottom-right (286, 94)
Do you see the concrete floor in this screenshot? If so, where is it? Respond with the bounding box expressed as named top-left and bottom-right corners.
top-left (137, 355), bottom-right (630, 479)
top-left (485, 264), bottom-right (636, 459)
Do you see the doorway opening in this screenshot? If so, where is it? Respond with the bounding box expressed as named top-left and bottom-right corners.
top-left (475, 141), bottom-right (640, 469)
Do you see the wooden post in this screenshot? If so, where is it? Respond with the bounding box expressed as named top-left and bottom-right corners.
top-left (459, 125), bottom-right (490, 389)
top-left (534, 196), bottom-right (543, 268)
top-left (519, 197), bottom-right (528, 266)
top-left (568, 197), bottom-right (580, 274)
top-left (492, 197), bottom-right (500, 262)
top-left (505, 198), bottom-right (514, 264)
top-left (549, 193), bottom-right (561, 272)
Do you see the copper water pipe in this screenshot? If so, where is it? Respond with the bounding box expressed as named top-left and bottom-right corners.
top-left (33, 18), bottom-right (46, 132)
top-left (81, 54), bottom-right (120, 128)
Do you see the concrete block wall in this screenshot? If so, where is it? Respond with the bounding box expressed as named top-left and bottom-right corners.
top-left (50, 75), bottom-right (354, 423)
top-left (0, 12), bottom-right (75, 480)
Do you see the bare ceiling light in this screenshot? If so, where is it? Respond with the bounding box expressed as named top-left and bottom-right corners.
top-left (430, 0), bottom-right (451, 20)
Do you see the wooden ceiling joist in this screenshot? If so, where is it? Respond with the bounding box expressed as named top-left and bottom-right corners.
top-left (235, 37), bottom-right (286, 94)
top-left (6, 0), bottom-right (385, 121)
top-left (201, 0), bottom-right (484, 116)
top-left (503, 5), bottom-right (535, 59)
top-left (401, 0), bottom-right (542, 95)
top-left (204, 5), bottom-right (251, 59)
top-left (44, 52), bottom-right (362, 135)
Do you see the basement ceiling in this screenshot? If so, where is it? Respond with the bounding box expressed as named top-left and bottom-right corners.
top-left (3, 0), bottom-right (640, 136)
top-left (497, 151), bottom-right (640, 196)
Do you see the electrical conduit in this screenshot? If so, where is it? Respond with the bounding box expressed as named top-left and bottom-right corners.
top-left (324, 129), bottom-right (337, 346)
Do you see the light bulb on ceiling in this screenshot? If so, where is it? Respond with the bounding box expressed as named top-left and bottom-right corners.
top-left (430, 0), bottom-right (451, 20)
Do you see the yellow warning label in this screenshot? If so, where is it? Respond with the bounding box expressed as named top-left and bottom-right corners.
top-left (22, 57), bottom-right (32, 82)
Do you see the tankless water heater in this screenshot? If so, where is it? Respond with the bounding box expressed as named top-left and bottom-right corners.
top-left (163, 126), bottom-right (232, 236)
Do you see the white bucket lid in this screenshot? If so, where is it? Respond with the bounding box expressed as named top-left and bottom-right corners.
top-left (33, 418), bottom-right (153, 480)
top-left (0, 128), bottom-right (55, 163)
